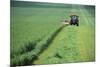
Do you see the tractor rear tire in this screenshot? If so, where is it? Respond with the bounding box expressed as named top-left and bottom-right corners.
top-left (76, 23), bottom-right (79, 26)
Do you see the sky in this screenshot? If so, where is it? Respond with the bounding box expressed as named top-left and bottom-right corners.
top-left (13, 0), bottom-right (95, 5)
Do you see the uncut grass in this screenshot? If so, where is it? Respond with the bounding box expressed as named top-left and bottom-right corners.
top-left (11, 3), bottom-right (71, 65)
top-left (11, 9), bottom-right (58, 51)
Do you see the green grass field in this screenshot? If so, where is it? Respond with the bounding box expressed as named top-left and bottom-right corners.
top-left (11, 1), bottom-right (95, 66)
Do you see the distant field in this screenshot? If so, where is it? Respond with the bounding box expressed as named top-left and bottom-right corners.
top-left (11, 1), bottom-right (95, 66)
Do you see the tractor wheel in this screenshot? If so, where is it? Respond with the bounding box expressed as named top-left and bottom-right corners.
top-left (76, 23), bottom-right (79, 26)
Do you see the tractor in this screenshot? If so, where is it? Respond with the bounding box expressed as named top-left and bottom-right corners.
top-left (62, 15), bottom-right (79, 26)
top-left (70, 15), bottom-right (79, 26)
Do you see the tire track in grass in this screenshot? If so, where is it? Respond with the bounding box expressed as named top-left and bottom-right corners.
top-left (76, 6), bottom-right (95, 61)
top-left (77, 7), bottom-right (89, 61)
top-left (83, 7), bottom-right (95, 61)
top-left (79, 6), bottom-right (95, 27)
top-left (83, 7), bottom-right (95, 27)
top-left (76, 26), bottom-right (95, 61)
top-left (67, 6), bottom-right (94, 62)
top-left (79, 7), bottom-right (89, 26)
top-left (81, 6), bottom-right (95, 61)
top-left (68, 6), bottom-right (89, 61)
top-left (76, 27), bottom-right (89, 61)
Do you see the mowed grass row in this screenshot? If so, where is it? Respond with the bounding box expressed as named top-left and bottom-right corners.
top-left (11, 1), bottom-right (73, 66)
top-left (34, 6), bottom-right (95, 64)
